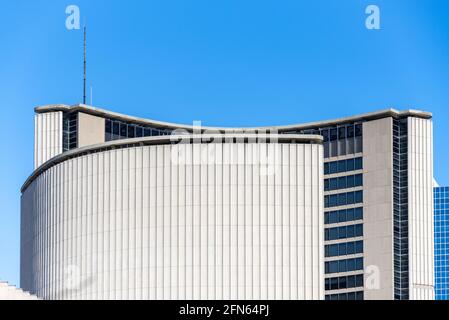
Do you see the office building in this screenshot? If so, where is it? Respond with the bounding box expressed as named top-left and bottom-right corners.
top-left (20, 104), bottom-right (434, 300)
top-left (21, 104), bottom-right (324, 300)
top-left (434, 186), bottom-right (449, 300)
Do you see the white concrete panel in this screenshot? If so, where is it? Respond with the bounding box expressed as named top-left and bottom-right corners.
top-left (21, 141), bottom-right (323, 300)
top-left (35, 112), bottom-right (63, 169)
top-left (408, 117), bottom-right (434, 300)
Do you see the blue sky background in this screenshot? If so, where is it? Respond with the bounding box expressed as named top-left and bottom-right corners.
top-left (1, 0), bottom-right (448, 287)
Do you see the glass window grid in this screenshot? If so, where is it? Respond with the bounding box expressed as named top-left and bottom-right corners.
top-left (63, 112), bottom-right (78, 151)
top-left (105, 118), bottom-right (173, 141)
top-left (435, 187), bottom-right (449, 300)
top-left (325, 291), bottom-right (364, 300)
top-left (325, 207), bottom-right (363, 225)
top-left (300, 124), bottom-right (364, 297)
top-left (298, 123), bottom-right (363, 158)
top-left (325, 274), bottom-right (364, 291)
top-left (393, 118), bottom-right (409, 300)
top-left (324, 191), bottom-right (363, 208)
top-left (324, 157), bottom-right (363, 175)
top-left (325, 257), bottom-right (364, 274)
top-left (325, 224), bottom-right (363, 241)
top-left (325, 240), bottom-right (364, 258)
top-left (325, 174), bottom-right (363, 192)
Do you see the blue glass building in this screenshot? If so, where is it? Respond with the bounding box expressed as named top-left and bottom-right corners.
top-left (435, 186), bottom-right (449, 300)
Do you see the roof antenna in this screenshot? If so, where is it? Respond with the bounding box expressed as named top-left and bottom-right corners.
top-left (83, 25), bottom-right (87, 105)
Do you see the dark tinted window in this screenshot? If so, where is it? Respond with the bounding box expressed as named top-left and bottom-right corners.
top-left (338, 127), bottom-right (346, 139)
top-left (136, 126), bottom-right (143, 137)
top-left (355, 157), bottom-right (363, 170)
top-left (338, 160), bottom-right (346, 173)
top-left (330, 128), bottom-right (338, 141)
top-left (346, 158), bottom-right (355, 171)
top-left (120, 123), bottom-right (127, 137)
top-left (347, 125), bottom-right (355, 138)
top-left (113, 122), bottom-right (120, 135)
top-left (355, 124), bottom-right (363, 137)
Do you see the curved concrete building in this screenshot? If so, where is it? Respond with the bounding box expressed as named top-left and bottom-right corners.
top-left (21, 104), bottom-right (435, 300)
top-left (21, 105), bottom-right (324, 300)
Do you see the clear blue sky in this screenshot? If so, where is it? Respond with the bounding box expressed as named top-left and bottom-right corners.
top-left (1, 0), bottom-right (448, 287)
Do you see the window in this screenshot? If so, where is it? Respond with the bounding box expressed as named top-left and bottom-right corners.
top-left (355, 174), bottom-right (363, 186)
top-left (324, 174), bottom-right (363, 192)
top-left (330, 162), bottom-right (338, 174)
top-left (346, 208), bottom-right (355, 221)
top-left (339, 227), bottom-right (346, 239)
top-left (338, 160), bottom-right (346, 173)
top-left (330, 128), bottom-right (338, 141)
top-left (355, 157), bottom-right (363, 170)
top-left (324, 163), bottom-right (329, 175)
top-left (325, 224), bottom-right (364, 241)
top-left (356, 274), bottom-right (364, 287)
top-left (120, 123), bottom-right (127, 138)
top-left (347, 276), bottom-right (356, 288)
top-left (105, 119), bottom-right (112, 141)
top-left (325, 274), bottom-right (364, 289)
top-left (347, 225), bottom-right (355, 238)
top-left (63, 112), bottom-right (78, 150)
top-left (338, 193), bottom-right (346, 206)
top-left (338, 127), bottom-right (346, 140)
top-left (324, 191), bottom-right (363, 208)
top-left (347, 126), bottom-right (355, 138)
top-left (324, 157), bottom-right (363, 175)
top-left (347, 258), bottom-right (355, 271)
top-left (347, 242), bottom-right (355, 255)
top-left (325, 258), bottom-right (363, 274)
top-left (338, 210), bottom-right (346, 223)
top-left (105, 118), bottom-right (174, 142)
top-left (355, 124), bottom-right (363, 137)
top-left (113, 121), bottom-right (120, 138)
top-left (346, 158), bottom-right (355, 171)
top-left (355, 191), bottom-right (363, 203)
top-left (128, 125), bottom-right (135, 138)
top-left (355, 224), bottom-right (363, 237)
top-left (347, 192), bottom-right (355, 205)
top-left (325, 207), bottom-right (363, 225)
top-left (322, 129), bottom-right (329, 142)
top-left (346, 175), bottom-right (355, 188)
top-left (136, 126), bottom-right (143, 137)
top-left (329, 228), bottom-right (339, 240)
top-left (338, 176), bottom-right (346, 189)
top-left (338, 243), bottom-right (346, 255)
top-left (355, 207), bottom-right (363, 220)
top-left (330, 179), bottom-right (338, 190)
top-left (325, 291), bottom-right (364, 300)
top-left (355, 240), bottom-right (363, 253)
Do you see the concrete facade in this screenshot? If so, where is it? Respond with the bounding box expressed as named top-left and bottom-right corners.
top-left (77, 112), bottom-right (105, 148)
top-left (362, 117), bottom-right (394, 300)
top-left (34, 111), bottom-right (63, 169)
top-left (21, 134), bottom-right (324, 300)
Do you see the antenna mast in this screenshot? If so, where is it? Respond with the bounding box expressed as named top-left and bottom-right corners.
top-left (83, 26), bottom-right (87, 105)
